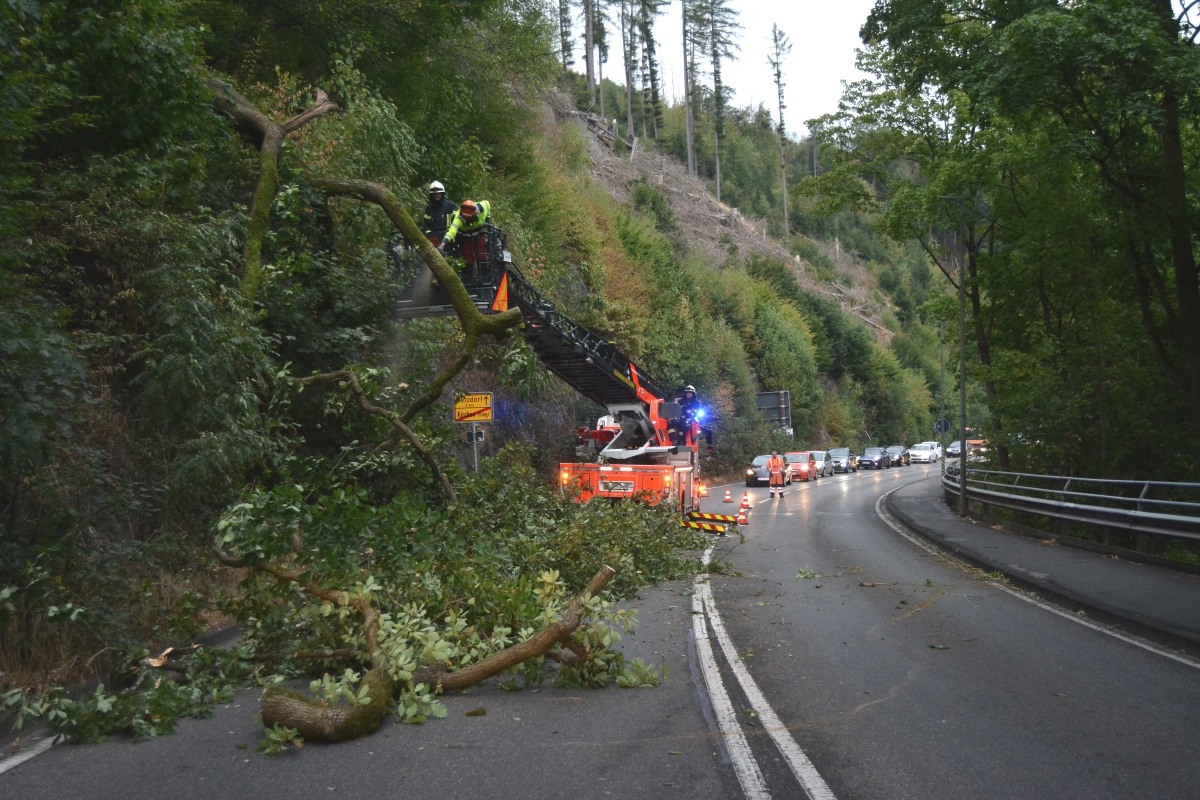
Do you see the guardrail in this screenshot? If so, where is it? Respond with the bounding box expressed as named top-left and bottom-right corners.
top-left (940, 464), bottom-right (1200, 543)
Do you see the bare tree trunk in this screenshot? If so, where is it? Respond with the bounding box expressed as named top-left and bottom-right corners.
top-left (714, 129), bottom-right (721, 201)
top-left (622, 0), bottom-right (635, 137)
top-left (584, 0), bottom-right (596, 106)
top-left (682, 6), bottom-right (696, 177)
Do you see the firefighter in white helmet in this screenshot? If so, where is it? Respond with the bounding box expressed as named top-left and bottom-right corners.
top-left (421, 180), bottom-right (458, 246)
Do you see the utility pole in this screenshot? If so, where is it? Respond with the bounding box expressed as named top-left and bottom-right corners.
top-left (957, 237), bottom-right (967, 516)
top-left (940, 196), bottom-right (970, 517)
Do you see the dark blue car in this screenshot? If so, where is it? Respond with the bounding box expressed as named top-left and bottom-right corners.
top-left (859, 447), bottom-right (891, 469)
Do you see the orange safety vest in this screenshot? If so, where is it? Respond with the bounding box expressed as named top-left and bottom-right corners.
top-left (767, 454), bottom-right (785, 475)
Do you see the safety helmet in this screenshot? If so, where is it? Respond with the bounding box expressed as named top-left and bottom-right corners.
top-left (684, 384), bottom-right (696, 393)
top-left (460, 199), bottom-right (478, 218)
top-left (428, 180), bottom-right (445, 194)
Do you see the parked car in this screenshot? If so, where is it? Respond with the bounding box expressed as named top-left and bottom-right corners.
top-left (746, 454), bottom-right (792, 487)
top-left (828, 447), bottom-right (858, 473)
top-left (908, 443), bottom-right (937, 463)
top-left (860, 446), bottom-right (891, 469)
top-left (811, 450), bottom-right (834, 477)
top-left (784, 451), bottom-right (818, 482)
top-left (886, 445), bottom-right (910, 466)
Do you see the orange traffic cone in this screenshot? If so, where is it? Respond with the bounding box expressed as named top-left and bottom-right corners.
top-left (736, 507), bottom-right (748, 525)
top-left (699, 483), bottom-right (709, 497)
top-left (723, 488), bottom-right (733, 503)
top-left (740, 492), bottom-right (750, 509)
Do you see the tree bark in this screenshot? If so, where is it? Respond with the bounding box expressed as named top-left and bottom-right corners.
top-left (257, 565), bottom-right (617, 742)
top-left (207, 79), bottom-right (339, 303)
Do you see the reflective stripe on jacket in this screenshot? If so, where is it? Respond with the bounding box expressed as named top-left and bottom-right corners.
top-left (443, 200), bottom-right (492, 243)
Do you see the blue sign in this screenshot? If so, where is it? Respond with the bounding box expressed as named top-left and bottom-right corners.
top-left (934, 418), bottom-right (951, 434)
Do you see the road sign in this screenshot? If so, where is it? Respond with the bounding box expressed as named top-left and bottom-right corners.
top-left (455, 392), bottom-right (493, 423)
top-left (935, 418), bottom-right (951, 434)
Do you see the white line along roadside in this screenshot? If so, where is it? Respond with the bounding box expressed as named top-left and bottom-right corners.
top-left (692, 563), bottom-right (770, 798)
top-left (695, 546), bottom-right (838, 800)
top-left (874, 491), bottom-right (1200, 672)
top-left (0, 736), bottom-right (55, 775)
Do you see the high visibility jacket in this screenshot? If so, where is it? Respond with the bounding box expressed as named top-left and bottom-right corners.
top-left (767, 455), bottom-right (785, 474)
top-left (443, 200), bottom-right (492, 244)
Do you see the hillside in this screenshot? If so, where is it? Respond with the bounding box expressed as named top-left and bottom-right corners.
top-left (545, 91), bottom-right (892, 343)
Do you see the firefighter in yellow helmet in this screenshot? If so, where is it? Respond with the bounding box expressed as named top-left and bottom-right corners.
top-left (438, 199), bottom-right (492, 268)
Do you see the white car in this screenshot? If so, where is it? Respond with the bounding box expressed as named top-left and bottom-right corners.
top-left (909, 443), bottom-right (938, 463)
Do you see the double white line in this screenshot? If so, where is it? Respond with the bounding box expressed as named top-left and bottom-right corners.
top-left (692, 547), bottom-right (837, 800)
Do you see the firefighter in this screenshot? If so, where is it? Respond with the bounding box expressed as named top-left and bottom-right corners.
top-left (421, 180), bottom-right (458, 246)
top-left (675, 385), bottom-right (713, 451)
top-left (439, 198), bottom-right (493, 268)
top-left (767, 449), bottom-right (786, 498)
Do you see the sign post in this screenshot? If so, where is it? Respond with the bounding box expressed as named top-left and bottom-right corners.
top-left (454, 393), bottom-right (493, 474)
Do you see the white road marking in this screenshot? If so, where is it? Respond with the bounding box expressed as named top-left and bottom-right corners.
top-left (693, 559), bottom-right (770, 799)
top-left (697, 547), bottom-right (838, 800)
top-left (875, 491), bottom-right (1200, 672)
top-left (0, 736), bottom-right (56, 774)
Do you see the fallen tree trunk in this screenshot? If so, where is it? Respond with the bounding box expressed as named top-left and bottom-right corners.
top-left (258, 565), bottom-right (616, 742)
top-left (261, 666), bottom-right (396, 743)
top-left (414, 564), bottom-right (616, 692)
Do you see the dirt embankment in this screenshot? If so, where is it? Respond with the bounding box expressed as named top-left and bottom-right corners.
top-left (547, 91), bottom-right (891, 342)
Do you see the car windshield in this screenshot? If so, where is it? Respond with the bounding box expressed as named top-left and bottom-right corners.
top-left (887, 446), bottom-right (902, 453)
top-left (785, 453), bottom-right (806, 463)
top-left (813, 453), bottom-right (827, 461)
top-left (911, 444), bottom-right (929, 450)
top-left (751, 455), bottom-right (770, 466)
top-left (829, 448), bottom-right (849, 457)
top-left (864, 447), bottom-right (884, 455)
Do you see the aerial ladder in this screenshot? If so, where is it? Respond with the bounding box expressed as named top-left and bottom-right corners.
top-left (390, 227), bottom-right (721, 523)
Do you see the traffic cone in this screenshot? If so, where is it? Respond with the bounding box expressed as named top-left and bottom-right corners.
top-left (740, 492), bottom-right (750, 509)
top-left (723, 488), bottom-right (733, 503)
top-left (736, 507), bottom-right (748, 525)
top-left (699, 483), bottom-right (709, 497)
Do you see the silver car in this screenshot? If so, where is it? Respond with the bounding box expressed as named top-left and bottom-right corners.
top-left (810, 450), bottom-right (835, 478)
top-left (829, 447), bottom-right (858, 473)
top-left (909, 443), bottom-right (937, 463)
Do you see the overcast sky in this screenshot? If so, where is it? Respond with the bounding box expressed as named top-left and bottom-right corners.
top-left (588, 0), bottom-right (879, 139)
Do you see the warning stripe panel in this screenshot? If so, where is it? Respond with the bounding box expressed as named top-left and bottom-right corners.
top-left (687, 512), bottom-right (739, 523)
top-left (681, 520), bottom-right (727, 534)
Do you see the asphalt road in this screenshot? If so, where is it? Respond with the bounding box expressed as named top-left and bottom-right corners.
top-left (4, 466), bottom-right (1199, 799)
top-left (708, 465), bottom-right (1200, 799)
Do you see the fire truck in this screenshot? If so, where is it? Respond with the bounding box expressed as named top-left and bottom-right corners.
top-left (391, 226), bottom-right (708, 517)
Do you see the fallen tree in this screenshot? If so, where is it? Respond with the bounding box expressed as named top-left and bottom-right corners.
top-left (252, 565), bottom-right (615, 743)
top-left (192, 78), bottom-right (702, 748)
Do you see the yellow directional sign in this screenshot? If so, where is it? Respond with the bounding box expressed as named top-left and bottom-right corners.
top-left (454, 392), bottom-right (493, 423)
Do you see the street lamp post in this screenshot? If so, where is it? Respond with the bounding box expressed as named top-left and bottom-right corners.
top-left (939, 195), bottom-right (970, 517)
top-left (957, 242), bottom-right (967, 516)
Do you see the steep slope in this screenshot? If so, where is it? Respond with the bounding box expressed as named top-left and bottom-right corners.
top-left (546, 91), bottom-right (890, 341)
